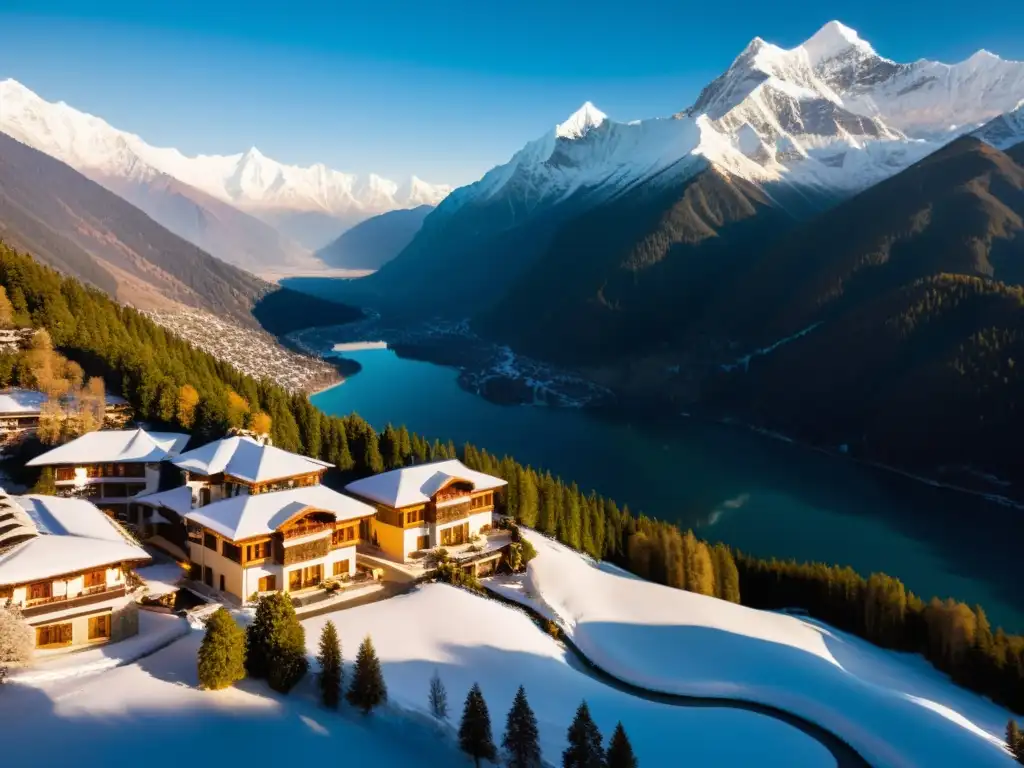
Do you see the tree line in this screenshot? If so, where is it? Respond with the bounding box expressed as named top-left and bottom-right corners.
top-left (2, 241), bottom-right (1022, 717)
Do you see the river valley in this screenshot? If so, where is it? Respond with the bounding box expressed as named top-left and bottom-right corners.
top-left (307, 342), bottom-right (1024, 633)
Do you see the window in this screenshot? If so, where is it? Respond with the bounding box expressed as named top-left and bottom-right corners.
top-left (88, 614), bottom-right (111, 640)
top-left (36, 622), bottom-right (72, 647)
top-left (203, 532), bottom-right (217, 551)
top-left (417, 535), bottom-right (430, 551)
top-left (29, 581), bottom-right (52, 601)
top-left (257, 575), bottom-right (276, 592)
top-left (83, 570), bottom-right (105, 588)
top-left (55, 467), bottom-right (75, 482)
top-left (332, 560), bottom-right (350, 577)
top-left (245, 541), bottom-right (271, 561)
top-left (222, 541), bottom-right (241, 564)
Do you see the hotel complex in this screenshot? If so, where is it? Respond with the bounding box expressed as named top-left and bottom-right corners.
top-left (4, 426), bottom-right (509, 657)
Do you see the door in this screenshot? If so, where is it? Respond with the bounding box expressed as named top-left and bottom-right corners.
top-left (219, 574), bottom-right (225, 592)
top-left (289, 569), bottom-right (303, 591)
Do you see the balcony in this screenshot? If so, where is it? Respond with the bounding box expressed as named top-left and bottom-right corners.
top-left (22, 585), bottom-right (127, 618)
top-left (282, 522), bottom-right (333, 540)
top-left (430, 501), bottom-right (472, 525)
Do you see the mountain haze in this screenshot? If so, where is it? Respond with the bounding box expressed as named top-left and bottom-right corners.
top-left (316, 205), bottom-right (434, 270)
top-left (0, 131), bottom-right (269, 323)
top-left (0, 78), bottom-right (452, 264)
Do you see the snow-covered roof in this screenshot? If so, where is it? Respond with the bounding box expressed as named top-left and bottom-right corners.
top-left (0, 495), bottom-right (150, 584)
top-left (345, 459), bottom-right (506, 508)
top-left (0, 388), bottom-right (46, 415)
top-left (172, 436), bottom-right (332, 483)
top-left (26, 428), bottom-right (190, 466)
top-left (0, 389), bottom-right (128, 416)
top-left (184, 484), bottom-right (374, 541)
top-left (134, 486), bottom-right (193, 516)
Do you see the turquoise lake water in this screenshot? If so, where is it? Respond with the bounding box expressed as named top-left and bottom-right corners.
top-left (311, 347), bottom-right (1022, 631)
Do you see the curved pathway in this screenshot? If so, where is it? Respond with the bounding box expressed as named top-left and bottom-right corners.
top-left (484, 585), bottom-right (872, 768)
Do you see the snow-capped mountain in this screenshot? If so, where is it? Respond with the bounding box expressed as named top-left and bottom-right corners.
top-left (974, 101), bottom-right (1024, 149)
top-left (0, 78), bottom-right (452, 256)
top-left (430, 20), bottom-right (1023, 227)
top-left (358, 19), bottom-right (1024, 330)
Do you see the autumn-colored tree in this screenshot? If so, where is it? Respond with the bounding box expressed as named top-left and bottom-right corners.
top-left (0, 285), bottom-right (15, 329)
top-left (226, 389), bottom-right (250, 429)
top-left (177, 384), bottom-right (200, 428)
top-left (250, 411), bottom-right (272, 436)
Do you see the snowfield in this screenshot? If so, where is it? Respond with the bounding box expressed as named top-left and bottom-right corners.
top-left (303, 583), bottom-right (838, 767)
top-left (489, 531), bottom-right (1015, 768)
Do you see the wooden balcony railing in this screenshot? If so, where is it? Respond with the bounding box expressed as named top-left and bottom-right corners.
top-left (282, 522), bottom-right (332, 540)
top-left (22, 585), bottom-right (127, 618)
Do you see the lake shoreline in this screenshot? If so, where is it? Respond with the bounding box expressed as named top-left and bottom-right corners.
top-left (305, 320), bottom-right (1023, 510)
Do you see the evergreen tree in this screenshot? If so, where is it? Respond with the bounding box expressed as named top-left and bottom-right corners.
top-left (562, 701), bottom-right (604, 768)
top-left (197, 607), bottom-right (246, 690)
top-left (1008, 720), bottom-right (1024, 764)
top-left (31, 466), bottom-right (56, 495)
top-left (429, 668), bottom-right (448, 720)
top-left (245, 593), bottom-right (308, 693)
top-left (347, 635), bottom-right (387, 714)
top-left (713, 543), bottom-right (741, 603)
top-left (605, 722), bottom-right (638, 768)
top-left (459, 683), bottom-right (497, 767)
top-left (502, 685), bottom-right (541, 768)
top-left (317, 620), bottom-right (342, 709)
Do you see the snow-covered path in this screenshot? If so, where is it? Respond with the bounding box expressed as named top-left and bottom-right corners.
top-left (305, 583), bottom-right (840, 767)
top-left (490, 531), bottom-right (1016, 768)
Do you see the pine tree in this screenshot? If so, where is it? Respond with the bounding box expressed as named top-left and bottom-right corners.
top-left (605, 722), bottom-right (638, 768)
top-left (562, 701), bottom-right (604, 768)
top-left (245, 593), bottom-right (308, 693)
top-left (429, 668), bottom-right (448, 720)
top-left (502, 685), bottom-right (541, 768)
top-left (317, 620), bottom-right (342, 709)
top-left (347, 635), bottom-right (387, 714)
top-left (1008, 720), bottom-right (1024, 764)
top-left (197, 607), bottom-right (246, 690)
top-left (459, 683), bottom-right (497, 767)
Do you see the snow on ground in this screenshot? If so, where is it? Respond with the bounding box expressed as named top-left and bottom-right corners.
top-left (303, 582), bottom-right (838, 767)
top-left (137, 560), bottom-right (186, 597)
top-left (10, 610), bottom-right (188, 685)
top-left (0, 629), bottom-right (467, 768)
top-left (489, 531), bottom-right (1015, 768)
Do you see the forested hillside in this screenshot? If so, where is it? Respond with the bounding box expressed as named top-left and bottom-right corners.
top-left (2, 238), bottom-right (1021, 714)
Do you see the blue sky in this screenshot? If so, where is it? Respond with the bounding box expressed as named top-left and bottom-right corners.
top-left (1, 0), bottom-right (1022, 187)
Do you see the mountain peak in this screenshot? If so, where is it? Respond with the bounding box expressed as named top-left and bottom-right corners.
top-left (556, 102), bottom-right (607, 139)
top-left (801, 20), bottom-right (876, 66)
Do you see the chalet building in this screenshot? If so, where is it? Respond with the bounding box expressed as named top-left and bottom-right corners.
top-left (172, 435), bottom-right (332, 505)
top-left (26, 428), bottom-right (189, 521)
top-left (0, 493), bottom-right (149, 653)
top-left (345, 459), bottom-right (507, 563)
top-left (182, 485), bottom-right (375, 602)
top-left (0, 388), bottom-right (132, 443)
top-left (0, 389), bottom-right (47, 439)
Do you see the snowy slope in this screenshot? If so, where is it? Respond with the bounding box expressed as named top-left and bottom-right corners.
top-left (491, 531), bottom-right (1016, 768)
top-left (303, 584), bottom-right (836, 767)
top-left (974, 100), bottom-right (1024, 149)
top-left (0, 78), bottom-right (452, 252)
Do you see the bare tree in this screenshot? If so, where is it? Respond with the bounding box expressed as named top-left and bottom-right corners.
top-left (0, 603), bottom-right (34, 683)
